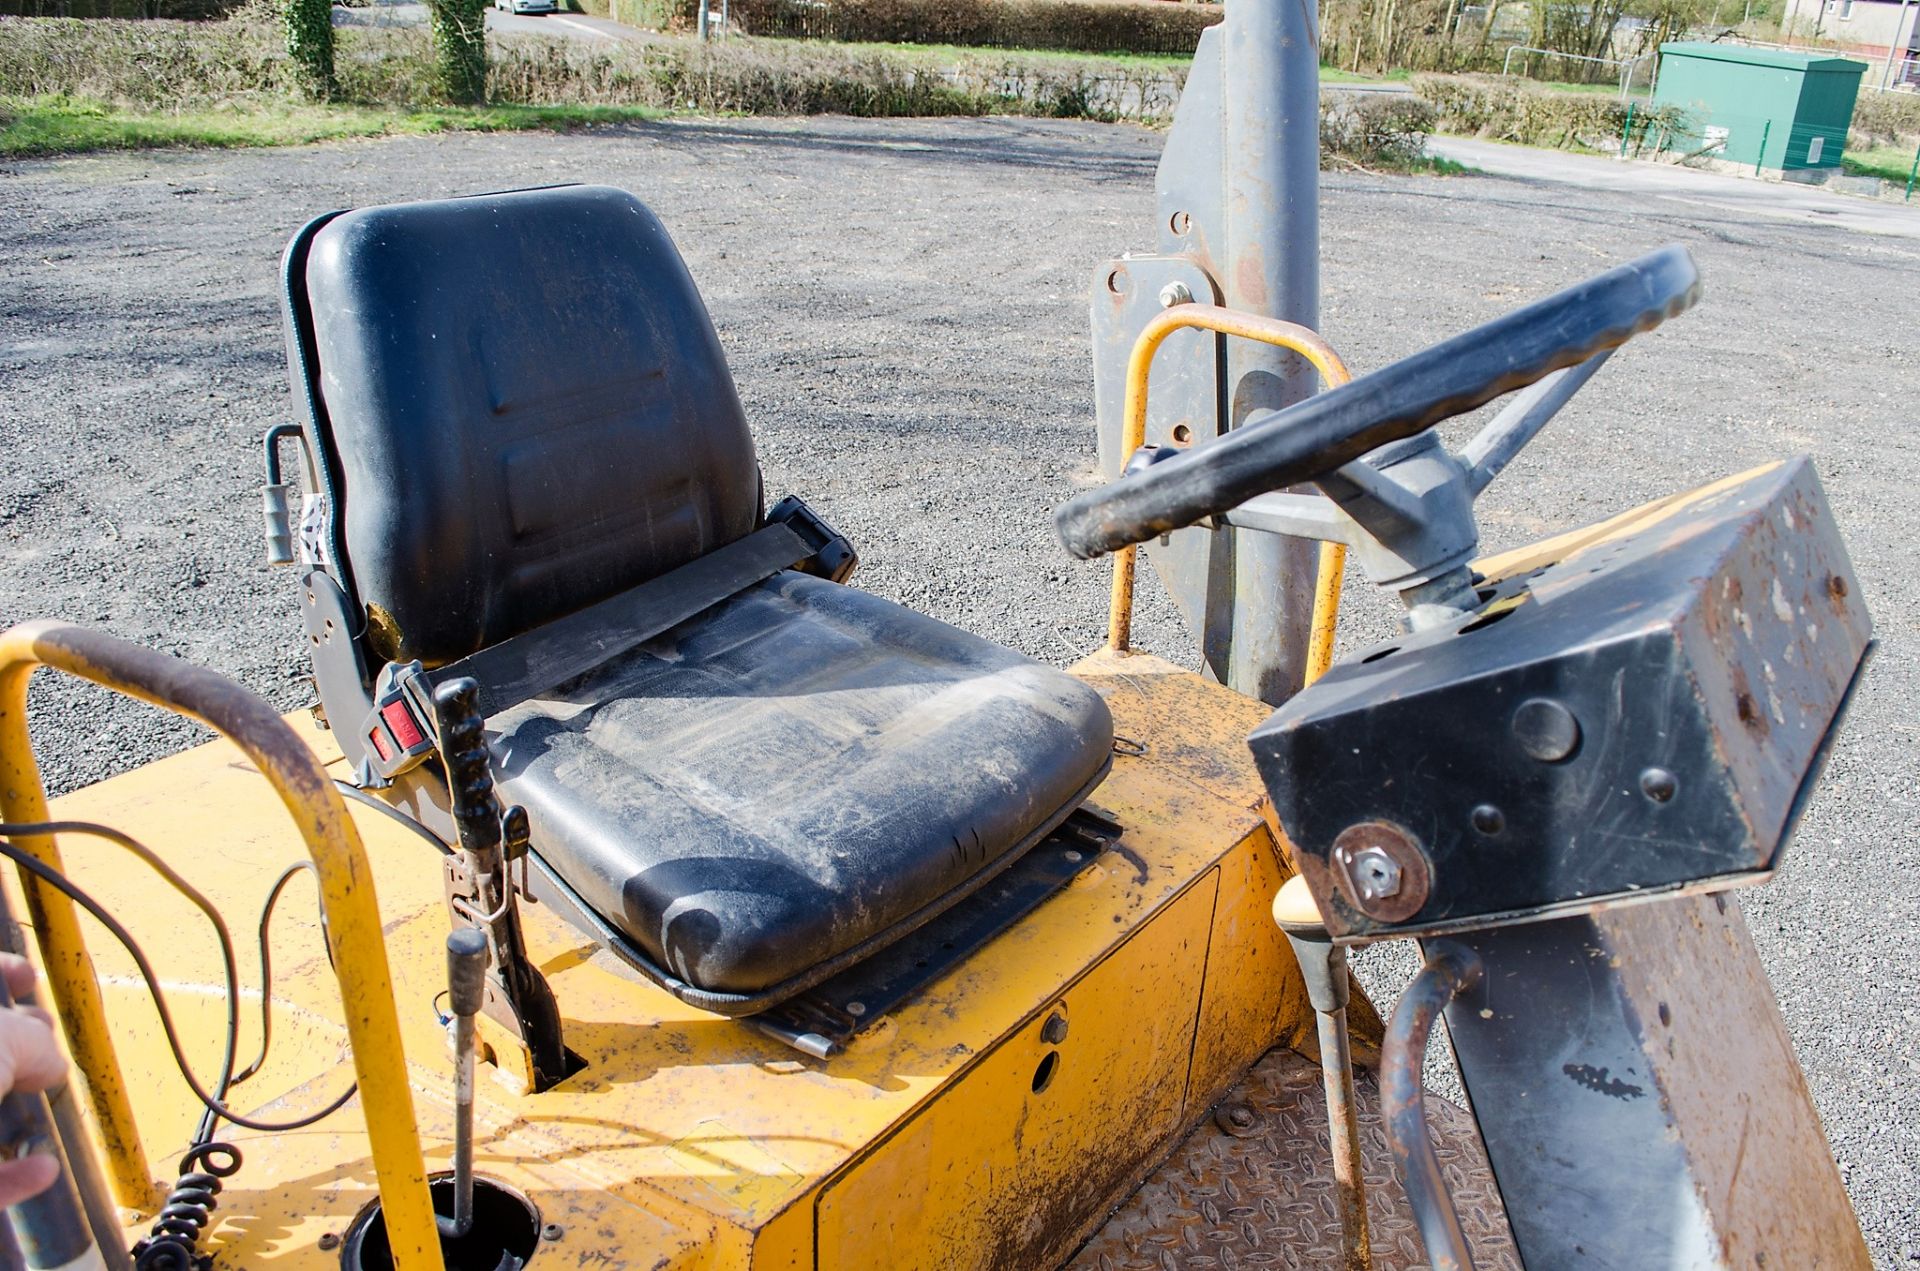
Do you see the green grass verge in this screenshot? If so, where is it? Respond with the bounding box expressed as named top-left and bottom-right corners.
top-left (0, 95), bottom-right (662, 157)
top-left (1842, 143), bottom-right (1920, 184)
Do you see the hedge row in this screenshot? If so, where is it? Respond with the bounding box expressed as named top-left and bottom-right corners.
top-left (1, 17), bottom-right (1440, 169)
top-left (0, 15), bottom-right (296, 98)
top-left (1852, 88), bottom-right (1920, 146)
top-left (0, 18), bottom-right (1192, 114)
top-left (645, 0), bottom-right (1221, 57)
top-left (0, 0), bottom-right (243, 19)
top-left (1412, 73), bottom-right (1684, 152)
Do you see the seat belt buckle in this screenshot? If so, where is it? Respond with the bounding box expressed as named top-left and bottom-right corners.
top-left (360, 660), bottom-right (437, 781)
top-left (768, 494), bottom-right (858, 583)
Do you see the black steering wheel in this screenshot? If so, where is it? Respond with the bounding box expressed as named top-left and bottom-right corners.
top-left (1053, 245), bottom-right (1702, 560)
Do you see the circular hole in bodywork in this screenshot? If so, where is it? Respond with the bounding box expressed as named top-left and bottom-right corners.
top-left (1106, 269), bottom-right (1128, 296)
top-left (342, 1176), bottom-right (541, 1271)
top-left (1169, 210), bottom-right (1191, 236)
top-left (1031, 1050), bottom-right (1060, 1094)
top-left (1171, 423), bottom-right (1193, 446)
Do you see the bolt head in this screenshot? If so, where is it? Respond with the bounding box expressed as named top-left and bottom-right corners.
top-left (1471, 803), bottom-right (1505, 835)
top-left (1040, 1012), bottom-right (1069, 1045)
top-left (1158, 281), bottom-right (1195, 308)
top-left (543, 1223), bottom-right (564, 1241)
top-left (1639, 767), bottom-right (1678, 803)
top-left (1214, 1101), bottom-right (1261, 1137)
top-left (1348, 846), bottom-right (1403, 901)
top-left (318, 1233), bottom-right (341, 1252)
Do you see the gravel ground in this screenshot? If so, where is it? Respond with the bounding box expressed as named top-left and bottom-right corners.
top-left (3, 117), bottom-right (1917, 1263)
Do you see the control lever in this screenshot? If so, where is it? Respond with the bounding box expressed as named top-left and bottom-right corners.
top-left (439, 928), bottom-right (489, 1241)
top-left (1273, 876), bottom-right (1370, 1271)
top-left (434, 678), bottom-right (569, 1091)
top-left (0, 971), bottom-right (103, 1271)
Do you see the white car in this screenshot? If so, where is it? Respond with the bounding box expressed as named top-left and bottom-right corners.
top-left (494, 0), bottom-right (558, 13)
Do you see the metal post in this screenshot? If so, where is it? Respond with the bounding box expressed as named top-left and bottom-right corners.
top-left (1907, 141), bottom-right (1918, 199)
top-left (1756, 118), bottom-right (1770, 176)
top-left (696, 0), bottom-right (708, 40)
top-left (1221, 0), bottom-right (1322, 705)
top-left (1883, 0), bottom-right (1914, 88)
top-left (439, 929), bottom-right (488, 1241)
top-left (1274, 878), bottom-right (1370, 1270)
top-left (1620, 99), bottom-right (1635, 157)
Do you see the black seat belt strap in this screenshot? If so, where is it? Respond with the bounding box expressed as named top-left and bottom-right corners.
top-left (429, 521), bottom-right (812, 720)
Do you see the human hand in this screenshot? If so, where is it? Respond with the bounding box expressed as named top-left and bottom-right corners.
top-left (0, 953), bottom-right (66, 1208)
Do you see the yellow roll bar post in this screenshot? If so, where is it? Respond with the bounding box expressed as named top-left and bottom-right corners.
top-left (0, 621), bottom-right (446, 1271)
top-left (1108, 305), bottom-right (1353, 685)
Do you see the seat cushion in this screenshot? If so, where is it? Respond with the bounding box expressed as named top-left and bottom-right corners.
top-left (489, 571), bottom-right (1114, 996)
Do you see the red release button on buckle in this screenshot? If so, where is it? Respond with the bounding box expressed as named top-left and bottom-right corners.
top-left (380, 699), bottom-right (426, 751)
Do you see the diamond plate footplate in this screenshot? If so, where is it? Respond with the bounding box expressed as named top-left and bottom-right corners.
top-left (1069, 1048), bottom-right (1520, 1271)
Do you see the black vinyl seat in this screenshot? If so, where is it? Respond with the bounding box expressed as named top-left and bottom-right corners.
top-left (284, 185), bottom-right (1113, 1010)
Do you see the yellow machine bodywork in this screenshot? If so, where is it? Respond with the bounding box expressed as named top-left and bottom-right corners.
top-left (15, 646), bottom-right (1371, 1269)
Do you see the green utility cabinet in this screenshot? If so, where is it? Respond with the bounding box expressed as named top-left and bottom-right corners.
top-left (1654, 42), bottom-right (1867, 172)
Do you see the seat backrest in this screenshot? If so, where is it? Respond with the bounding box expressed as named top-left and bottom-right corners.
top-left (296, 185), bottom-right (759, 668)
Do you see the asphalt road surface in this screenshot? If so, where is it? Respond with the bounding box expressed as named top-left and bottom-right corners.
top-left (2, 117), bottom-right (1916, 1264)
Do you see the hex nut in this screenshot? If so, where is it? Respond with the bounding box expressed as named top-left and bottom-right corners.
top-left (1158, 281), bottom-right (1195, 308)
top-left (1040, 1012), bottom-right (1069, 1045)
top-left (1329, 821), bottom-right (1432, 924)
top-left (1347, 846), bottom-right (1403, 901)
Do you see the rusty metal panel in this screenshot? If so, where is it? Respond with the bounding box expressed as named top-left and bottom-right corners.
top-left (1070, 1048), bottom-right (1519, 1271)
top-left (1254, 458), bottom-right (1872, 940)
top-left (1089, 254), bottom-right (1235, 679)
top-left (1443, 894), bottom-right (1870, 1268)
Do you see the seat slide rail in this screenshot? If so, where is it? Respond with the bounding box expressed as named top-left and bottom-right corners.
top-left (0, 619), bottom-right (446, 1271)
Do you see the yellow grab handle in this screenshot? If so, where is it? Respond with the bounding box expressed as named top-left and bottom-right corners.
top-left (1108, 305), bottom-right (1352, 686)
top-left (0, 621), bottom-right (445, 1271)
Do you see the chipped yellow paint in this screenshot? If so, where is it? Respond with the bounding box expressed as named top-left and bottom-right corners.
top-left (817, 875), bottom-right (1218, 1270)
top-left (27, 649), bottom-right (1327, 1268)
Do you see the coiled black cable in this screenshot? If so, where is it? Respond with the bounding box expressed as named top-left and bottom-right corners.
top-left (134, 1142), bottom-right (241, 1271)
